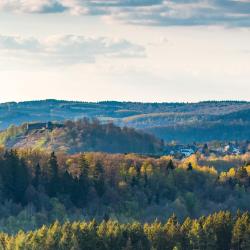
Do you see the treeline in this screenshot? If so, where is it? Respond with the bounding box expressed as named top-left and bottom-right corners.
top-left (0, 211), bottom-right (250, 250)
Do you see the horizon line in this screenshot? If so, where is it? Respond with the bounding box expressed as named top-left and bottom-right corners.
top-left (0, 98), bottom-right (249, 105)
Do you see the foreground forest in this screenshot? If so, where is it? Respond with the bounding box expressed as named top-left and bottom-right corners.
top-left (0, 211), bottom-right (249, 250)
top-left (0, 148), bottom-right (249, 236)
top-left (1, 100), bottom-right (250, 143)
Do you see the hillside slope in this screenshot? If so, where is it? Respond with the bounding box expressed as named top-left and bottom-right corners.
top-left (0, 119), bottom-right (163, 154)
top-left (0, 100), bottom-right (250, 142)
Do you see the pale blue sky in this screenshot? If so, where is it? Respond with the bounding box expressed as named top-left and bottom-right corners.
top-left (0, 0), bottom-right (250, 102)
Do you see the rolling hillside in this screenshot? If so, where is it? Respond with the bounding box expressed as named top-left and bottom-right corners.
top-left (0, 100), bottom-right (250, 143)
top-left (0, 118), bottom-right (163, 154)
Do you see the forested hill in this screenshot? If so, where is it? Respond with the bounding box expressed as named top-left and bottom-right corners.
top-left (0, 119), bottom-right (163, 154)
top-left (1, 100), bottom-right (250, 142)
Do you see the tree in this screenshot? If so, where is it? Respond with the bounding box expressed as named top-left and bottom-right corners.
top-left (236, 167), bottom-right (248, 179)
top-left (165, 159), bottom-right (177, 187)
top-left (32, 163), bottom-right (41, 189)
top-left (202, 143), bottom-right (209, 156)
top-left (61, 170), bottom-right (74, 195)
top-left (180, 217), bottom-right (192, 249)
top-left (15, 158), bottom-right (29, 204)
top-left (167, 160), bottom-right (175, 171)
top-left (1, 150), bottom-right (29, 204)
top-left (92, 161), bottom-right (105, 197)
top-left (46, 152), bottom-right (59, 196)
top-left (232, 212), bottom-right (250, 250)
top-left (78, 154), bottom-right (89, 178)
top-left (1, 150), bottom-right (18, 200)
top-left (164, 214), bottom-right (181, 249)
top-left (187, 162), bottom-right (193, 171)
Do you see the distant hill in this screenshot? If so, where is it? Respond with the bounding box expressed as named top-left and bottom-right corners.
top-left (0, 119), bottom-right (163, 154)
top-left (0, 100), bottom-right (250, 143)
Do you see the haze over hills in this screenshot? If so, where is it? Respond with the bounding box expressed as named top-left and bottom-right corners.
top-left (0, 99), bottom-right (250, 143)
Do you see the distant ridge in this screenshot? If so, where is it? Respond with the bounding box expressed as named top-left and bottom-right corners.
top-left (1, 99), bottom-right (249, 105)
top-left (0, 100), bottom-right (250, 143)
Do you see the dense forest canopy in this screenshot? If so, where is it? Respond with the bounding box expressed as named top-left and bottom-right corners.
top-left (0, 118), bottom-right (163, 154)
top-left (0, 100), bottom-right (250, 143)
top-left (0, 148), bottom-right (249, 236)
top-left (0, 211), bottom-right (249, 250)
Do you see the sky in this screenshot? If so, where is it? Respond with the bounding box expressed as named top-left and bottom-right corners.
top-left (0, 0), bottom-right (250, 103)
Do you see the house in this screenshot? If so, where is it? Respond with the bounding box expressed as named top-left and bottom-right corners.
top-left (180, 148), bottom-right (195, 157)
top-left (26, 122), bottom-right (64, 132)
top-left (26, 122), bottom-right (47, 131)
top-left (231, 147), bottom-right (241, 155)
top-left (224, 143), bottom-right (241, 155)
top-left (46, 122), bottom-right (64, 130)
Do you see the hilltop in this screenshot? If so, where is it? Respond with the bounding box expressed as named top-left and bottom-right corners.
top-left (0, 100), bottom-right (250, 142)
top-left (0, 118), bottom-right (163, 154)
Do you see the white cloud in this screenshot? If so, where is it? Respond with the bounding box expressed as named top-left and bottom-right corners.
top-left (0, 34), bottom-right (145, 65)
top-left (0, 0), bottom-right (67, 13)
top-left (0, 25), bottom-right (250, 102)
top-left (1, 0), bottom-right (250, 26)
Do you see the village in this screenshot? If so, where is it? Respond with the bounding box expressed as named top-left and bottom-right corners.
top-left (164, 141), bottom-right (250, 158)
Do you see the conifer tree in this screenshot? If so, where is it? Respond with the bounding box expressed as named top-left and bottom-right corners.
top-left (167, 159), bottom-right (175, 171)
top-left (47, 152), bottom-right (59, 196)
top-left (92, 160), bottom-right (105, 197)
top-left (61, 170), bottom-right (74, 195)
top-left (232, 212), bottom-right (250, 250)
top-left (236, 166), bottom-right (248, 179)
top-left (15, 158), bottom-right (29, 204)
top-left (33, 163), bottom-right (41, 189)
top-left (2, 150), bottom-right (29, 203)
top-left (78, 154), bottom-right (89, 178)
top-left (77, 154), bottom-right (90, 203)
top-left (187, 162), bottom-right (193, 171)
top-left (2, 150), bottom-right (18, 200)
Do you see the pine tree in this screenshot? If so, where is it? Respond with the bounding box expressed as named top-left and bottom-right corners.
top-left (236, 167), bottom-right (248, 179)
top-left (2, 150), bottom-right (29, 203)
top-left (167, 159), bottom-right (175, 171)
top-left (33, 163), bottom-right (41, 189)
top-left (164, 214), bottom-right (181, 249)
top-left (166, 159), bottom-right (177, 187)
top-left (78, 154), bottom-right (89, 178)
top-left (46, 152), bottom-right (59, 196)
top-left (2, 150), bottom-right (18, 200)
top-left (180, 217), bottom-right (192, 250)
top-left (232, 212), bottom-right (250, 250)
top-left (75, 154), bottom-right (90, 206)
top-left (202, 143), bottom-right (209, 156)
top-left (61, 170), bottom-right (74, 195)
top-left (15, 158), bottom-right (29, 204)
top-left (92, 161), bottom-right (105, 197)
top-left (187, 162), bottom-right (193, 171)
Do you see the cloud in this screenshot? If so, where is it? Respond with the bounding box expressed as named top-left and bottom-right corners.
top-left (0, 34), bottom-right (145, 65)
top-left (0, 0), bottom-right (68, 13)
top-left (106, 0), bottom-right (250, 27)
top-left (1, 0), bottom-right (250, 26)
